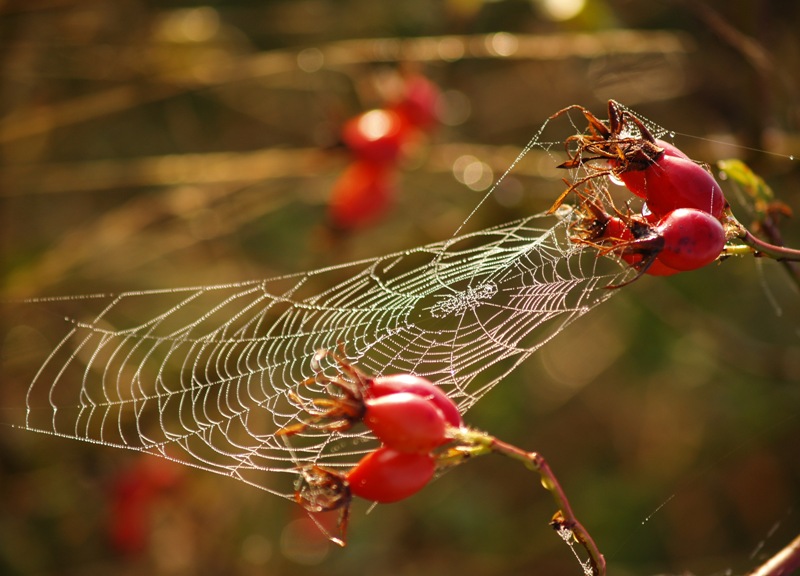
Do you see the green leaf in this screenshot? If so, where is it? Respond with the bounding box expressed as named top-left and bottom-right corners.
top-left (717, 158), bottom-right (775, 218)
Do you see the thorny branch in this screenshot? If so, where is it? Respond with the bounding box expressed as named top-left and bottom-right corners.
top-left (444, 428), bottom-right (607, 576)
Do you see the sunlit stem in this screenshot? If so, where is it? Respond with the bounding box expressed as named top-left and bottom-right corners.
top-left (725, 215), bottom-right (800, 289)
top-left (444, 427), bottom-right (606, 576)
top-left (737, 229), bottom-right (800, 262)
top-left (748, 533), bottom-right (800, 576)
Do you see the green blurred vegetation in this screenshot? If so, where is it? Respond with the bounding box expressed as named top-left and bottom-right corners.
top-left (1, 1), bottom-right (799, 575)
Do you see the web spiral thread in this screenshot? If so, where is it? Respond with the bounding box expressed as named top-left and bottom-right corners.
top-left (19, 101), bottom-right (669, 499)
top-left (21, 208), bottom-right (632, 498)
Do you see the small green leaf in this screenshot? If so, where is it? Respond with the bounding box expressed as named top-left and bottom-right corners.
top-left (717, 158), bottom-right (775, 218)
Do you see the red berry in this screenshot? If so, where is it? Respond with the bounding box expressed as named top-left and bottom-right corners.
top-left (656, 208), bottom-right (726, 271)
top-left (342, 109), bottom-right (407, 165)
top-left (367, 374), bottom-right (463, 427)
top-left (392, 74), bottom-right (440, 133)
top-left (637, 209), bottom-right (682, 276)
top-left (645, 256), bottom-right (682, 276)
top-left (600, 216), bottom-right (680, 276)
top-left (619, 154), bottom-right (727, 219)
top-left (328, 161), bottom-right (394, 230)
top-left (611, 139), bottom-right (687, 200)
top-left (602, 217), bottom-right (643, 268)
top-left (364, 392), bottom-right (448, 453)
top-left (655, 138), bottom-right (690, 160)
top-left (346, 447), bottom-right (435, 503)
top-left (600, 216), bottom-right (632, 242)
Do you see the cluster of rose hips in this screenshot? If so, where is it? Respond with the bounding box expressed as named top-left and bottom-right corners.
top-left (347, 373), bottom-right (463, 502)
top-left (282, 354), bottom-right (462, 507)
top-left (284, 352), bottom-right (606, 573)
top-left (328, 73), bottom-right (440, 230)
top-left (557, 101), bottom-right (732, 279)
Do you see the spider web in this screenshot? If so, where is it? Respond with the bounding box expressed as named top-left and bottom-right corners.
top-left (16, 102), bottom-right (666, 501)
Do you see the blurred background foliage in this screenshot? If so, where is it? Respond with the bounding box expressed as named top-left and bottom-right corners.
top-left (1, 0), bottom-right (799, 575)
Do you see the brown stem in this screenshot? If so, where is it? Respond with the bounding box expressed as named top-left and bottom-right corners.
top-left (487, 436), bottom-right (607, 576)
top-left (748, 533), bottom-right (800, 576)
top-left (737, 228), bottom-right (800, 290)
top-left (446, 428), bottom-right (606, 576)
top-left (740, 229), bottom-right (800, 262)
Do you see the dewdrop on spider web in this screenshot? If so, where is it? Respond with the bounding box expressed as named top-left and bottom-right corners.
top-left (554, 522), bottom-right (594, 576)
top-left (12, 101), bottom-right (678, 569)
top-left (13, 105), bottom-right (640, 490)
top-left (15, 206), bottom-right (634, 518)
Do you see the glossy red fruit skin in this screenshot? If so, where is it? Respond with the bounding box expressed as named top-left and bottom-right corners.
top-left (367, 374), bottom-right (463, 427)
top-left (637, 209), bottom-right (682, 275)
top-left (364, 392), bottom-right (448, 453)
top-left (328, 161), bottom-right (393, 230)
top-left (655, 138), bottom-right (690, 160)
top-left (619, 155), bottom-right (726, 219)
top-left (610, 139), bottom-right (685, 200)
top-left (645, 257), bottom-right (682, 276)
top-left (656, 208), bottom-right (726, 271)
top-left (600, 216), bottom-right (632, 242)
top-left (601, 217), bottom-right (680, 276)
top-left (342, 109), bottom-right (407, 165)
top-left (346, 447), bottom-right (435, 503)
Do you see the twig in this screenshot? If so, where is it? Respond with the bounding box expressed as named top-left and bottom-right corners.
top-left (446, 427), bottom-right (606, 576)
top-left (748, 533), bottom-right (800, 576)
top-left (725, 219), bottom-right (800, 290)
top-left (738, 229), bottom-right (800, 263)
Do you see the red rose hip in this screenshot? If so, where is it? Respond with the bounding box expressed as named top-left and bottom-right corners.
top-left (342, 109), bottom-right (407, 165)
top-left (619, 154), bottom-right (727, 219)
top-left (600, 216), bottom-right (680, 277)
top-left (346, 447), bottom-right (435, 503)
top-left (364, 392), bottom-right (449, 453)
top-left (655, 138), bottom-right (690, 160)
top-left (656, 208), bottom-right (726, 271)
top-left (328, 161), bottom-right (394, 229)
top-left (367, 374), bottom-right (463, 427)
